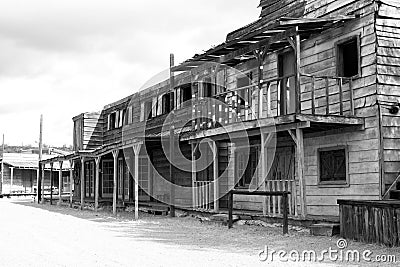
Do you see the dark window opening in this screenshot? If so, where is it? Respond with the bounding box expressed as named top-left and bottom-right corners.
top-left (203, 77), bottom-right (213, 98)
top-left (144, 101), bottom-right (152, 120)
top-left (109, 113), bottom-right (116, 130)
top-left (162, 93), bottom-right (174, 114)
top-left (319, 148), bottom-right (347, 183)
top-left (181, 85), bottom-right (192, 105)
top-left (337, 37), bottom-right (359, 78)
top-left (236, 146), bottom-right (259, 188)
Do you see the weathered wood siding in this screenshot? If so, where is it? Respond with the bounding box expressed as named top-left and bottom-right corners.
top-left (73, 112), bottom-right (103, 151)
top-left (376, 1), bottom-right (400, 194)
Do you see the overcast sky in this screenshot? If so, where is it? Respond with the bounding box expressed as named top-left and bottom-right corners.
top-left (0, 0), bottom-right (260, 147)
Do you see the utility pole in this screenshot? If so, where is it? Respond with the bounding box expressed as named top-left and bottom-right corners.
top-left (1, 134), bottom-right (4, 194)
top-left (37, 115), bottom-right (43, 203)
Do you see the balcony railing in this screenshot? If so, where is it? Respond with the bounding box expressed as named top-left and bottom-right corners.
top-left (192, 73), bottom-right (354, 132)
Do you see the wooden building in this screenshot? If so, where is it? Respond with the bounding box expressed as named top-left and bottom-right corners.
top-left (41, 0), bottom-right (400, 222)
top-left (1, 153), bottom-right (71, 194)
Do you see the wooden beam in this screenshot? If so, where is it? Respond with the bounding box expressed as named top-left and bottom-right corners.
top-left (212, 141), bottom-right (219, 213)
top-left (50, 163), bottom-right (53, 205)
top-left (294, 29), bottom-right (301, 114)
top-left (69, 160), bottom-right (74, 208)
top-left (112, 150), bottom-right (118, 216)
top-left (132, 143), bottom-right (142, 220)
top-left (41, 164), bottom-right (45, 204)
top-left (10, 167), bottom-right (14, 194)
top-left (287, 130), bottom-right (297, 143)
top-left (80, 158), bottom-right (85, 210)
top-left (261, 133), bottom-right (267, 215)
top-left (191, 143), bottom-right (197, 209)
top-left (295, 128), bottom-right (307, 218)
top-left (169, 53), bottom-right (176, 218)
top-left (94, 157), bottom-right (100, 212)
top-left (58, 161), bottom-right (63, 206)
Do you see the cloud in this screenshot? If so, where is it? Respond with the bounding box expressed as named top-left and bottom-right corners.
top-left (0, 0), bottom-right (260, 146)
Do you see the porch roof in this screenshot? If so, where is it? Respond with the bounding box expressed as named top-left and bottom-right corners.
top-left (180, 114), bottom-right (365, 141)
top-left (172, 16), bottom-right (355, 72)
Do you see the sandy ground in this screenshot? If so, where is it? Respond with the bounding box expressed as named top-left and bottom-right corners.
top-left (0, 198), bottom-right (399, 267)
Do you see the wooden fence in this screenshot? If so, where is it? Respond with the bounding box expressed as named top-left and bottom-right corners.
top-left (338, 199), bottom-right (400, 247)
top-left (194, 181), bottom-right (213, 210)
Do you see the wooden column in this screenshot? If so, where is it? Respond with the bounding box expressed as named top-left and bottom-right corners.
top-left (69, 160), bottom-right (74, 208)
top-left (37, 164), bottom-right (41, 203)
top-left (212, 141), bottom-right (219, 213)
top-left (58, 161), bottom-right (63, 205)
top-left (169, 53), bottom-right (176, 218)
top-left (112, 150), bottom-right (118, 216)
top-left (132, 143), bottom-right (142, 220)
top-left (261, 133), bottom-right (267, 215)
top-left (295, 30), bottom-right (301, 114)
top-left (49, 162), bottom-right (53, 205)
top-left (80, 157), bottom-right (85, 210)
top-left (288, 129), bottom-right (307, 219)
top-left (95, 157), bottom-right (101, 212)
top-left (296, 128), bottom-right (307, 218)
top-left (41, 163), bottom-right (45, 204)
top-left (10, 167), bottom-right (14, 194)
top-left (191, 143), bottom-right (197, 209)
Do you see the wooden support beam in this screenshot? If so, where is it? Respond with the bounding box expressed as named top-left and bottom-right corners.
top-left (50, 163), bottom-right (53, 205)
top-left (169, 53), bottom-right (176, 218)
top-left (37, 163), bottom-right (42, 203)
top-left (58, 161), bottom-right (63, 205)
top-left (132, 143), bottom-right (142, 220)
top-left (94, 157), bottom-right (100, 212)
top-left (294, 30), bottom-right (301, 114)
top-left (212, 141), bottom-right (219, 213)
top-left (112, 150), bottom-right (118, 216)
top-left (261, 133), bottom-right (267, 215)
top-left (41, 164), bottom-right (45, 204)
top-left (191, 143), bottom-right (197, 209)
top-left (10, 167), bottom-right (14, 194)
top-left (295, 128), bottom-right (307, 218)
top-left (69, 160), bottom-right (74, 208)
top-left (80, 158), bottom-right (85, 210)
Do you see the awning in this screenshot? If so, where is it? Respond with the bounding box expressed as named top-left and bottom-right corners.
top-left (172, 16), bottom-right (354, 72)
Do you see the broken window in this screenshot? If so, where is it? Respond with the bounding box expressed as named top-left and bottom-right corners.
top-left (203, 77), bottom-right (213, 98)
top-left (181, 84), bottom-right (192, 107)
top-left (336, 37), bottom-right (360, 78)
top-left (236, 145), bottom-right (259, 188)
top-left (162, 92), bottom-right (174, 114)
top-left (108, 112), bottom-right (116, 130)
top-left (319, 147), bottom-right (347, 184)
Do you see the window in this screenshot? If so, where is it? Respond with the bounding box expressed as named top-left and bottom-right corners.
top-left (84, 161), bottom-right (95, 198)
top-left (140, 101), bottom-right (153, 121)
top-left (108, 112), bottom-right (116, 130)
top-left (318, 147), bottom-right (348, 185)
top-left (236, 72), bottom-right (252, 106)
top-left (102, 160), bottom-right (113, 197)
top-left (203, 77), bottom-right (213, 98)
top-left (336, 36), bottom-right (360, 78)
top-left (181, 84), bottom-right (192, 104)
top-left (236, 145), bottom-right (259, 188)
top-left (162, 92), bottom-right (174, 114)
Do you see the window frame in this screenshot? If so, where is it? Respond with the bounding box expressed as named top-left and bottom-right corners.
top-left (317, 145), bottom-right (349, 187)
top-left (335, 35), bottom-right (361, 79)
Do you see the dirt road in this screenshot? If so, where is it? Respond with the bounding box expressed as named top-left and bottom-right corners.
top-left (0, 199), bottom-right (398, 266)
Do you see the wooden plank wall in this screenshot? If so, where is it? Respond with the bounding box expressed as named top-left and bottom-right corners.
top-left (376, 1), bottom-right (400, 194)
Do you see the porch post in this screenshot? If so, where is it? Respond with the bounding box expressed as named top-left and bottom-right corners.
top-left (112, 150), bottom-right (118, 216)
top-left (69, 160), bottom-right (74, 208)
top-left (133, 143), bottom-right (142, 220)
top-left (10, 167), bottom-right (14, 193)
top-left (50, 162), bottom-right (53, 205)
top-left (94, 157), bottom-right (100, 212)
top-left (261, 133), bottom-right (267, 215)
top-left (58, 161), bottom-right (63, 205)
top-left (191, 143), bottom-right (197, 209)
top-left (295, 29), bottom-right (301, 114)
top-left (212, 141), bottom-right (219, 213)
top-left (80, 157), bottom-right (85, 210)
top-left (41, 163), bottom-right (45, 204)
top-left (295, 128), bottom-right (307, 218)
top-left (37, 163), bottom-right (42, 203)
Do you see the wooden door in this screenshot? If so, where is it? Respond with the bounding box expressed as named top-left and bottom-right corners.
top-left (278, 51), bottom-right (296, 115)
top-left (267, 146), bottom-right (295, 180)
top-left (138, 156), bottom-right (151, 201)
top-left (117, 158), bottom-right (124, 200)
